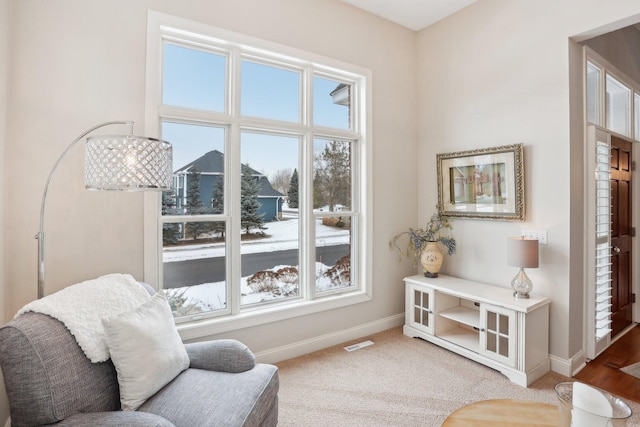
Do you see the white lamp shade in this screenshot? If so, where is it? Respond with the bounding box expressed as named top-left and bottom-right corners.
top-left (507, 237), bottom-right (539, 268)
top-left (85, 135), bottom-right (173, 191)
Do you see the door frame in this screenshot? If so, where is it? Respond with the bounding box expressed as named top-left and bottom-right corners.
top-left (583, 47), bottom-right (639, 360)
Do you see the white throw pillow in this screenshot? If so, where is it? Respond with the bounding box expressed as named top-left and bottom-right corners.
top-left (102, 292), bottom-right (190, 411)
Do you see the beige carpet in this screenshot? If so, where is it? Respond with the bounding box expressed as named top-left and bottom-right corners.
top-left (275, 327), bottom-right (640, 426)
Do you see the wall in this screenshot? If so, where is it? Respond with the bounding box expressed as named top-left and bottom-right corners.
top-left (416, 0), bottom-right (640, 371)
top-left (2, 0), bottom-right (416, 421)
top-left (0, 0), bottom-right (9, 423)
top-left (584, 25), bottom-right (640, 84)
top-left (3, 0), bottom-right (416, 408)
top-left (0, 0), bottom-right (8, 323)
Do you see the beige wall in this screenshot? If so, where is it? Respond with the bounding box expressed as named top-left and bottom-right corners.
top-left (0, 0), bottom-right (9, 422)
top-left (416, 0), bottom-right (640, 368)
top-left (2, 0), bottom-right (417, 417)
top-left (584, 25), bottom-right (640, 84)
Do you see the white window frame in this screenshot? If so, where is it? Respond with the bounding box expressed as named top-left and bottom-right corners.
top-left (144, 11), bottom-right (373, 339)
top-left (586, 49), bottom-right (640, 139)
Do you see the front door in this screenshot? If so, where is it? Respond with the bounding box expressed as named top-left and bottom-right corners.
top-left (610, 135), bottom-right (633, 337)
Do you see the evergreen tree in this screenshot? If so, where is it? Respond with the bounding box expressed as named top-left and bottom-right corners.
top-left (287, 168), bottom-right (299, 208)
top-left (185, 168), bottom-right (209, 239)
top-left (314, 141), bottom-right (350, 211)
top-left (162, 187), bottom-right (181, 245)
top-left (210, 175), bottom-right (226, 238)
top-left (241, 167), bottom-right (266, 235)
top-left (312, 168), bottom-right (325, 209)
top-left (210, 175), bottom-right (224, 214)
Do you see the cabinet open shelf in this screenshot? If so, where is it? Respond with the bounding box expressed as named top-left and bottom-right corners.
top-left (439, 306), bottom-right (480, 329)
top-left (438, 327), bottom-right (479, 352)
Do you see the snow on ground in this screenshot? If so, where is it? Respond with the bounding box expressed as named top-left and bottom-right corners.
top-left (163, 216), bottom-right (349, 261)
top-left (164, 216), bottom-right (351, 315)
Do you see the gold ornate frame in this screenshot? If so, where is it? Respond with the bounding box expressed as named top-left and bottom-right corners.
top-left (437, 144), bottom-right (524, 221)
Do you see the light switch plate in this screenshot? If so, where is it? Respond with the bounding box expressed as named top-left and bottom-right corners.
top-left (521, 229), bottom-right (548, 244)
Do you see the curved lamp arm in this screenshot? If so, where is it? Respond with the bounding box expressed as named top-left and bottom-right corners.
top-left (35, 121), bottom-right (134, 299)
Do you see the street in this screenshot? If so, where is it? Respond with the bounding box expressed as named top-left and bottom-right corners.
top-left (163, 244), bottom-right (349, 288)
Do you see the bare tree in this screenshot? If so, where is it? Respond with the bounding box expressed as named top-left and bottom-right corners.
top-left (270, 168), bottom-right (293, 195)
top-left (314, 140), bottom-right (351, 211)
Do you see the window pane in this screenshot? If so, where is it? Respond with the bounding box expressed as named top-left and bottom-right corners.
top-left (162, 122), bottom-right (225, 215)
top-left (240, 133), bottom-right (299, 305)
top-left (314, 76), bottom-right (351, 130)
top-left (163, 220), bottom-right (227, 317)
top-left (313, 139), bottom-right (352, 212)
top-left (163, 44), bottom-right (225, 112)
top-left (241, 61), bottom-right (300, 122)
top-left (586, 62), bottom-right (600, 125)
top-left (606, 74), bottom-right (630, 137)
top-left (316, 216), bottom-right (352, 292)
top-left (635, 93), bottom-right (640, 141)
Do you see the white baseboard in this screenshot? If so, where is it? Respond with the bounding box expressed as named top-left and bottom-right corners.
top-left (569, 348), bottom-right (587, 377)
top-left (549, 349), bottom-right (586, 378)
top-left (255, 314), bottom-right (405, 364)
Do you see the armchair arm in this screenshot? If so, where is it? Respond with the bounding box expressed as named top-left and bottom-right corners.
top-left (56, 411), bottom-right (175, 426)
top-left (184, 339), bottom-right (256, 373)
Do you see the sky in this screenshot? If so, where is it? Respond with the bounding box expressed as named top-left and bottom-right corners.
top-left (161, 43), bottom-right (350, 178)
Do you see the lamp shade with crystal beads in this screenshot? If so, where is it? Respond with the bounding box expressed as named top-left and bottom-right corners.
top-left (85, 135), bottom-right (173, 191)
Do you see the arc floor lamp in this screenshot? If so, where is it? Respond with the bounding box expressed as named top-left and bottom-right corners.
top-left (35, 121), bottom-right (173, 299)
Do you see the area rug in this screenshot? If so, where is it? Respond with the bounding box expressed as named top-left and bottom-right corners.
top-left (622, 361), bottom-right (640, 380)
top-left (275, 327), bottom-right (640, 426)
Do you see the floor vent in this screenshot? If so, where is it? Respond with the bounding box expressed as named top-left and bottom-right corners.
top-left (344, 340), bottom-right (374, 352)
top-left (605, 361), bottom-right (622, 369)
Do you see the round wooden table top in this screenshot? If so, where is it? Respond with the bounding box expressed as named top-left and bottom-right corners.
top-left (442, 399), bottom-right (558, 426)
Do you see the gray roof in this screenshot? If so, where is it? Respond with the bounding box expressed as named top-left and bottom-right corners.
top-left (175, 150), bottom-right (263, 177)
top-left (175, 150), bottom-right (224, 174)
top-left (256, 176), bottom-right (285, 197)
top-left (175, 150), bottom-right (284, 198)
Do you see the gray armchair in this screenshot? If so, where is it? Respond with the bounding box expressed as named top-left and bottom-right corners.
top-left (0, 311), bottom-right (279, 426)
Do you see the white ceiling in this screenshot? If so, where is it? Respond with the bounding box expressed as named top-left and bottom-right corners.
top-left (341, 0), bottom-right (478, 31)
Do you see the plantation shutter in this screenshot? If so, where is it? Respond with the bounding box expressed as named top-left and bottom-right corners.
top-left (586, 125), bottom-right (613, 359)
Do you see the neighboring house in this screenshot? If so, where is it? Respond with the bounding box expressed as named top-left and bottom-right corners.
top-left (173, 150), bottom-right (285, 221)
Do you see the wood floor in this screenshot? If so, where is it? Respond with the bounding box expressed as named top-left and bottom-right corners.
top-left (573, 323), bottom-right (640, 403)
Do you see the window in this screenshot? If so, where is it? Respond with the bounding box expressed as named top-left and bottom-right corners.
top-left (605, 74), bottom-right (631, 137)
top-left (585, 55), bottom-right (639, 140)
top-left (635, 93), bottom-right (640, 141)
top-left (145, 12), bottom-right (371, 333)
top-left (586, 61), bottom-right (601, 126)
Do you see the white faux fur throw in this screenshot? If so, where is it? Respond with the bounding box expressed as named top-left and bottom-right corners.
top-left (17, 273), bottom-right (152, 363)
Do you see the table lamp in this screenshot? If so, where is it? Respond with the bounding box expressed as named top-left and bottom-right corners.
top-left (507, 237), bottom-right (539, 298)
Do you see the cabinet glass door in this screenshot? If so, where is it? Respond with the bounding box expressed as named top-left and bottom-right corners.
top-left (479, 304), bottom-right (516, 367)
top-left (408, 284), bottom-right (434, 335)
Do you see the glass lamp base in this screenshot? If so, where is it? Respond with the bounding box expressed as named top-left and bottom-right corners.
top-left (511, 268), bottom-right (533, 299)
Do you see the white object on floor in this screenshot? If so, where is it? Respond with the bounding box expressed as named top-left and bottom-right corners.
top-left (572, 382), bottom-right (613, 427)
top-left (344, 340), bottom-right (374, 352)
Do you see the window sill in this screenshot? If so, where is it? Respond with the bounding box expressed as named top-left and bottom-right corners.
top-left (177, 290), bottom-right (372, 341)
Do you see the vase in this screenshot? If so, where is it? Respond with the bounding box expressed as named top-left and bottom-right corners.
top-left (420, 242), bottom-right (444, 278)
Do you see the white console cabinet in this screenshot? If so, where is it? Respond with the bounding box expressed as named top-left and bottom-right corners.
top-left (404, 274), bottom-right (551, 387)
